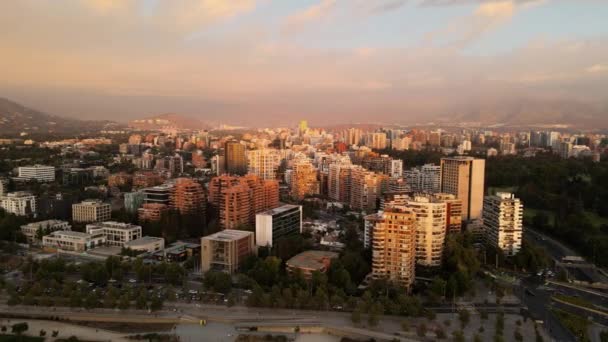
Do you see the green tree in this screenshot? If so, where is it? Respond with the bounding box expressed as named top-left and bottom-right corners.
top-left (118, 294), bottom-right (131, 310)
top-left (136, 292), bottom-right (148, 310)
top-left (416, 323), bottom-right (427, 337)
top-left (11, 323), bottom-right (28, 335)
top-left (458, 309), bottom-right (470, 328)
top-left (351, 307), bottom-right (362, 324)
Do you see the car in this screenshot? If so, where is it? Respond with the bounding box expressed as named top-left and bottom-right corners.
top-left (188, 289), bottom-right (199, 295)
top-left (129, 279), bottom-right (137, 284)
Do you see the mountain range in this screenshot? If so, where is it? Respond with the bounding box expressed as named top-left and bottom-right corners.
top-left (0, 97), bottom-right (115, 135)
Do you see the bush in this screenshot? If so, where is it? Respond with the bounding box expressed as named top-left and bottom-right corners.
top-left (40, 329), bottom-right (47, 337)
top-left (11, 322), bottom-right (29, 335)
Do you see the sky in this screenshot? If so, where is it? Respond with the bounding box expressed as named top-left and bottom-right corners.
top-left (1, 0), bottom-right (608, 127)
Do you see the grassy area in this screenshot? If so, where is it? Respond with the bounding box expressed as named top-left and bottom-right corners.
top-left (551, 308), bottom-right (591, 342)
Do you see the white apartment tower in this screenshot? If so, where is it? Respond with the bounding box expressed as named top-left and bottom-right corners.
top-left (483, 192), bottom-right (523, 256)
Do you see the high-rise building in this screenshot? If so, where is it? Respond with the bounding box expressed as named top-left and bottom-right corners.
top-left (328, 163), bottom-right (355, 203)
top-left (345, 128), bottom-right (363, 146)
top-left (407, 196), bottom-right (447, 267)
top-left (132, 171), bottom-right (163, 189)
top-left (210, 174), bottom-right (279, 229)
top-left (404, 164), bottom-right (441, 193)
top-left (483, 192), bottom-right (523, 256)
top-left (72, 200), bottom-right (111, 223)
top-left (255, 204), bottom-right (302, 247)
top-left (290, 160), bottom-right (319, 200)
top-left (371, 207), bottom-right (417, 291)
top-left (350, 167), bottom-right (386, 211)
top-left (142, 183), bottom-right (175, 206)
top-left (365, 132), bottom-right (388, 150)
top-left (432, 193), bottom-right (463, 234)
top-left (170, 178), bottom-right (206, 220)
top-left (298, 120), bottom-right (308, 136)
top-left (18, 165), bottom-right (55, 182)
top-left (224, 141), bottom-right (247, 175)
top-left (201, 229), bottom-right (256, 274)
top-left (440, 157), bottom-right (485, 221)
top-left (389, 159), bottom-right (403, 179)
top-left (246, 149), bottom-right (281, 180)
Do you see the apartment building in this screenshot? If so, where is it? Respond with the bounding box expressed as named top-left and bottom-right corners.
top-left (371, 207), bottom-right (417, 291)
top-left (72, 199), bottom-right (111, 223)
top-left (1, 191), bottom-right (37, 217)
top-left (407, 196), bottom-right (447, 267)
top-left (404, 164), bottom-right (441, 193)
top-left (290, 160), bottom-right (319, 200)
top-left (483, 192), bottom-right (523, 256)
top-left (138, 203), bottom-right (168, 222)
top-left (246, 149), bottom-right (281, 180)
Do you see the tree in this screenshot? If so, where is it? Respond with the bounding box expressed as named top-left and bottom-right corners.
top-left (118, 294), bottom-right (130, 310)
top-left (84, 292), bottom-right (99, 309)
top-left (11, 323), bottom-right (28, 335)
top-left (514, 328), bottom-right (523, 342)
top-left (458, 309), bottom-right (470, 328)
top-left (452, 330), bottom-right (465, 342)
top-left (400, 321), bottom-right (409, 332)
top-left (150, 296), bottom-right (163, 311)
top-left (474, 334), bottom-right (483, 342)
top-left (435, 327), bottom-right (446, 339)
top-left (136, 292), bottom-right (148, 309)
top-left (204, 270), bottom-right (232, 294)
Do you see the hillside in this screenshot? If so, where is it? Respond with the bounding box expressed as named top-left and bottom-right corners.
top-left (0, 97), bottom-right (115, 135)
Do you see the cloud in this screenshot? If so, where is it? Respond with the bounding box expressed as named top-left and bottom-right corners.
top-left (586, 64), bottom-right (608, 74)
top-left (283, 0), bottom-right (337, 33)
top-left (424, 0), bottom-right (546, 48)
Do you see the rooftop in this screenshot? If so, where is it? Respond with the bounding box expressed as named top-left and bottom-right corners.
top-left (125, 236), bottom-right (164, 247)
top-left (257, 204), bottom-right (301, 216)
top-left (286, 250), bottom-right (339, 270)
top-left (202, 229), bottom-right (253, 241)
top-left (48, 230), bottom-right (92, 238)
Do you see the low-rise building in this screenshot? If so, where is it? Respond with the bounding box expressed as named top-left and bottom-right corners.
top-left (17, 165), bottom-right (55, 182)
top-left (201, 230), bottom-right (256, 274)
top-left (86, 221), bottom-right (142, 247)
top-left (255, 204), bottom-right (302, 247)
top-left (20, 220), bottom-right (71, 243)
top-left (42, 230), bottom-right (106, 252)
top-left (286, 250), bottom-right (339, 278)
top-left (124, 236), bottom-right (165, 253)
top-left (1, 191), bottom-right (37, 217)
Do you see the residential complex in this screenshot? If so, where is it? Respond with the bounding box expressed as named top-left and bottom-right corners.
top-left (371, 207), bottom-right (417, 291)
top-left (224, 141), bottom-right (247, 176)
top-left (1, 191), bottom-right (37, 217)
top-left (246, 149), bottom-right (281, 180)
top-left (483, 192), bottom-right (524, 256)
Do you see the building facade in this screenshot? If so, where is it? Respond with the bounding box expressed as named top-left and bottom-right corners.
top-left (255, 204), bottom-right (302, 247)
top-left (86, 221), bottom-right (143, 247)
top-left (18, 165), bottom-right (55, 182)
top-left (371, 207), bottom-right (417, 291)
top-left (483, 192), bottom-right (523, 256)
top-left (1, 192), bottom-right (37, 217)
top-left (440, 157), bottom-right (485, 221)
top-left (201, 229), bottom-right (256, 274)
top-left (20, 220), bottom-right (71, 243)
top-left (72, 200), bottom-right (111, 223)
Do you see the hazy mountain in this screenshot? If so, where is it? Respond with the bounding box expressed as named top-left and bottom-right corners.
top-left (129, 113), bottom-right (210, 130)
top-left (0, 97), bottom-right (115, 135)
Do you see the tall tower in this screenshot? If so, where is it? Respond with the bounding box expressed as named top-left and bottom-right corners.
top-left (483, 192), bottom-right (523, 256)
top-left (371, 207), bottom-right (417, 292)
top-left (440, 157), bottom-right (485, 221)
top-left (224, 141), bottom-right (247, 175)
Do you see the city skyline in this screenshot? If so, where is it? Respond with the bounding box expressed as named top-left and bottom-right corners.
top-left (1, 0), bottom-right (608, 126)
